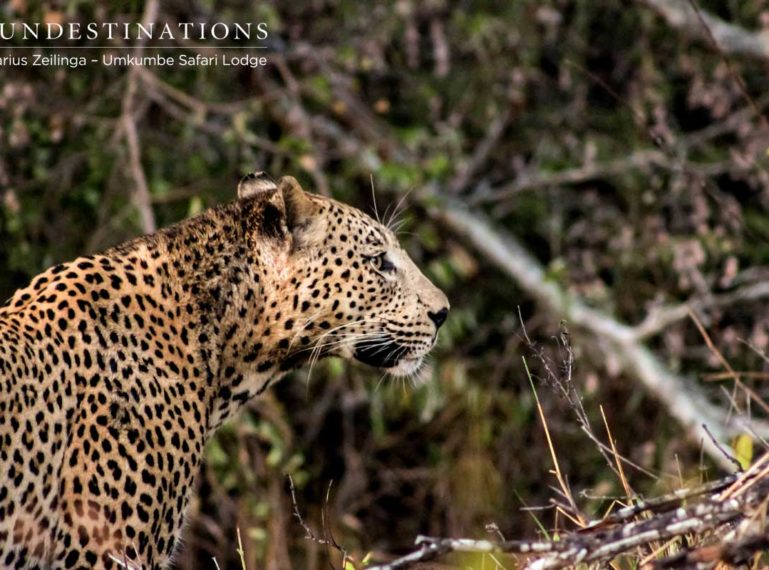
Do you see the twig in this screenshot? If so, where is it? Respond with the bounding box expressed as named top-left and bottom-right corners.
top-left (472, 149), bottom-right (666, 204)
top-left (449, 106), bottom-right (512, 194)
top-left (137, 74), bottom-right (285, 156)
top-left (701, 423), bottom-right (743, 473)
top-left (520, 319), bottom-right (656, 480)
top-left (524, 357), bottom-right (585, 526)
top-left (655, 530), bottom-right (769, 567)
top-left (704, 372), bottom-right (769, 382)
top-left (688, 309), bottom-right (769, 417)
top-left (288, 475), bottom-right (333, 547)
top-left (593, 474), bottom-right (738, 526)
top-left (366, 535), bottom-right (555, 570)
top-left (473, 90), bottom-right (769, 206)
top-left (121, 100), bottom-right (155, 234)
top-left (287, 476), bottom-right (350, 567)
top-left (236, 527), bottom-right (247, 570)
top-left (600, 405), bottom-right (634, 498)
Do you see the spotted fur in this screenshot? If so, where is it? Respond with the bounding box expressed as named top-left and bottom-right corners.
top-left (0, 174), bottom-right (449, 569)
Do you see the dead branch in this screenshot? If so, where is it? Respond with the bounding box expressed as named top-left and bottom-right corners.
top-left (367, 455), bottom-right (769, 570)
top-left (121, 96), bottom-right (154, 235)
top-left (472, 149), bottom-right (666, 204)
top-left (638, 0), bottom-right (769, 62)
top-left (117, 0), bottom-right (158, 235)
top-left (288, 476), bottom-right (353, 568)
top-left (633, 281), bottom-right (769, 341)
top-left (472, 91), bottom-right (769, 205)
top-left (136, 68), bottom-right (286, 156)
top-left (430, 199), bottom-right (769, 470)
top-left (448, 107), bottom-right (512, 194)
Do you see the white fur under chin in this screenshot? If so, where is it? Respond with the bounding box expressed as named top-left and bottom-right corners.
top-left (385, 356), bottom-right (423, 378)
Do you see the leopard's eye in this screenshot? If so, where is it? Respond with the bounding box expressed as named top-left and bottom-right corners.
top-left (370, 252), bottom-right (395, 273)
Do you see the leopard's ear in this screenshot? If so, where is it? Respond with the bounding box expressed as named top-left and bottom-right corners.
top-left (278, 176), bottom-right (323, 247)
top-left (238, 171), bottom-right (277, 200)
top-left (278, 176), bottom-right (318, 230)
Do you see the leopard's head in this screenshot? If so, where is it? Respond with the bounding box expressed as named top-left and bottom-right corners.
top-left (239, 172), bottom-right (449, 378)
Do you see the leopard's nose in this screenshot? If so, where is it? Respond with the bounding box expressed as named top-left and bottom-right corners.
top-left (428, 307), bottom-right (449, 329)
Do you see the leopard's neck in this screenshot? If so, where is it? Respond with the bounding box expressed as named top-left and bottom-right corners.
top-left (105, 197), bottom-right (305, 431)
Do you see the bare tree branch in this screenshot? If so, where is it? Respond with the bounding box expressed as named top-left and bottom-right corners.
top-left (117, 0), bottom-right (159, 235)
top-left (472, 149), bottom-right (666, 204)
top-left (472, 92), bottom-right (769, 205)
top-left (633, 281), bottom-right (769, 341)
top-left (639, 0), bottom-right (769, 62)
top-left (448, 106), bottom-right (512, 194)
top-left (121, 100), bottom-right (155, 235)
top-left (430, 198), bottom-right (769, 470)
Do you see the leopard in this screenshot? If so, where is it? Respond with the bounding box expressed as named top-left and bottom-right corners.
top-left (0, 173), bottom-right (449, 569)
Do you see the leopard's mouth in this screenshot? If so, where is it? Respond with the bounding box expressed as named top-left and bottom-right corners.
top-left (353, 338), bottom-right (406, 368)
top-left (352, 338), bottom-right (428, 377)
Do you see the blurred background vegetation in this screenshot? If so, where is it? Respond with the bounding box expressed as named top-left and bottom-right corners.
top-left (3, 0), bottom-right (769, 568)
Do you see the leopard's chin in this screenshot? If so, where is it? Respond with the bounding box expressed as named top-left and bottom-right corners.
top-left (383, 356), bottom-right (424, 378)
